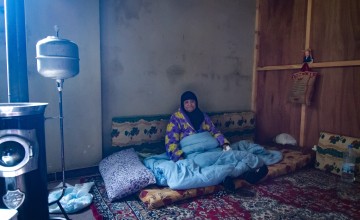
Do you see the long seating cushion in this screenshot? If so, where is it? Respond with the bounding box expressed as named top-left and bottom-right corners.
top-left (315, 131), bottom-right (360, 180)
top-left (111, 111), bottom-right (256, 151)
top-left (139, 146), bottom-right (312, 209)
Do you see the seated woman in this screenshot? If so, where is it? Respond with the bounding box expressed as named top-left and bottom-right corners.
top-left (165, 91), bottom-right (268, 188)
top-left (165, 91), bottom-right (230, 162)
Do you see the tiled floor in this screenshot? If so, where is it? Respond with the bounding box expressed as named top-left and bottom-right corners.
top-left (48, 177), bottom-right (96, 220)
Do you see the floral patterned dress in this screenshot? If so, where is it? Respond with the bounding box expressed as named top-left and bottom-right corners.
top-left (165, 108), bottom-right (229, 162)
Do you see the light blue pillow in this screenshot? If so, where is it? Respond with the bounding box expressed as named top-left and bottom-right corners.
top-left (99, 148), bottom-right (156, 201)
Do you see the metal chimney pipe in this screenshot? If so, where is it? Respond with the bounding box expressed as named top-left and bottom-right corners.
top-left (4, 0), bottom-right (29, 102)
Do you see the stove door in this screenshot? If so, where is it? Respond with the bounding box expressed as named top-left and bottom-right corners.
top-left (0, 130), bottom-right (35, 178)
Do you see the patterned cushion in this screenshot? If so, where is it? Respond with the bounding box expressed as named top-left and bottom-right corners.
top-left (99, 148), bottom-right (156, 201)
top-left (260, 148), bottom-right (311, 179)
top-left (209, 111), bottom-right (255, 142)
top-left (111, 111), bottom-right (256, 150)
top-left (234, 147), bottom-right (313, 188)
top-left (112, 115), bottom-right (170, 148)
top-left (139, 147), bottom-right (312, 209)
top-left (139, 185), bottom-right (222, 209)
top-left (315, 132), bottom-right (360, 179)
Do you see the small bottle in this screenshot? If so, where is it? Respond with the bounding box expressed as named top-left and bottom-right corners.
top-left (341, 144), bottom-right (356, 183)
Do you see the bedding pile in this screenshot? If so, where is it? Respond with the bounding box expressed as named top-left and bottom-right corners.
top-left (143, 132), bottom-right (282, 189)
top-left (106, 111), bottom-right (313, 210)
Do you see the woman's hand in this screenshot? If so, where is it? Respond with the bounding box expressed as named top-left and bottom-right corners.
top-left (222, 143), bottom-right (231, 151)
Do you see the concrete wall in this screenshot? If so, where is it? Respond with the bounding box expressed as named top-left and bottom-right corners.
top-left (25, 0), bottom-right (102, 172)
top-left (100, 0), bottom-right (256, 156)
top-left (0, 0), bottom-right (256, 172)
top-left (23, 0), bottom-right (102, 173)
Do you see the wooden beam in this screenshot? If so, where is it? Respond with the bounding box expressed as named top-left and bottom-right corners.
top-left (257, 64), bottom-right (303, 71)
top-left (256, 60), bottom-right (360, 71)
top-left (305, 0), bottom-right (312, 48)
top-left (251, 0), bottom-right (260, 112)
top-left (299, 0), bottom-right (313, 147)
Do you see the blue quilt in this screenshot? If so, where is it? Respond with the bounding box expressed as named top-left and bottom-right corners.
top-left (143, 132), bottom-right (282, 190)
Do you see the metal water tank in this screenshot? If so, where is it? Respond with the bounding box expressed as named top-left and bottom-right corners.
top-left (36, 30), bottom-right (79, 80)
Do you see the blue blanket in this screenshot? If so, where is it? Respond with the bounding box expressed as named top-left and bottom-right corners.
top-left (143, 132), bottom-right (282, 190)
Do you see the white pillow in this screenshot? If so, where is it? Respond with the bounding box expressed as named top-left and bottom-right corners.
top-left (274, 133), bottom-right (297, 146)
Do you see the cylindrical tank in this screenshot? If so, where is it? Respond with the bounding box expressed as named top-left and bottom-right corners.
top-left (36, 35), bottom-right (79, 80)
top-left (0, 103), bottom-right (49, 220)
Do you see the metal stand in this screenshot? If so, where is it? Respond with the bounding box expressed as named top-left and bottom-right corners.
top-left (49, 79), bottom-right (71, 220)
top-left (57, 79), bottom-right (66, 190)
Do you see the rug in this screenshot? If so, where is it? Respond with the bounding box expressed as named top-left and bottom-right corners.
top-left (81, 168), bottom-right (360, 220)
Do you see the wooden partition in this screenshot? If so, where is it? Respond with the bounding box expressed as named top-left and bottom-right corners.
top-left (253, 0), bottom-right (360, 148)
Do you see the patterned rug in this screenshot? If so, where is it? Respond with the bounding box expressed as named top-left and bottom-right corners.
top-left (81, 168), bottom-right (360, 220)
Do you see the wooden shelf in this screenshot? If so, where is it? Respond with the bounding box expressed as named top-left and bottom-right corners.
top-left (257, 60), bottom-right (360, 71)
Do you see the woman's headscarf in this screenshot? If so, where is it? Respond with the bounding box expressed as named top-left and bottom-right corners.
top-left (180, 91), bottom-right (204, 131)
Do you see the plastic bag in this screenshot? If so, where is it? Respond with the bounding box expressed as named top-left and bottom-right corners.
top-left (48, 182), bottom-right (94, 214)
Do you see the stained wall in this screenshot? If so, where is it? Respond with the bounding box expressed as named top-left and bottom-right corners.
top-left (0, 0), bottom-right (256, 172)
top-left (100, 0), bottom-right (256, 156)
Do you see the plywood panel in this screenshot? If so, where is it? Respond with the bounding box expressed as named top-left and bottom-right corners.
top-left (255, 0), bottom-right (360, 149)
top-left (311, 0), bottom-right (360, 62)
top-left (255, 70), bottom-right (302, 144)
top-left (304, 67), bottom-right (360, 147)
top-left (258, 0), bottom-right (307, 67)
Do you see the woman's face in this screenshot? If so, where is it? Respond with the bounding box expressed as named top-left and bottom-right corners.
top-left (183, 99), bottom-right (196, 112)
